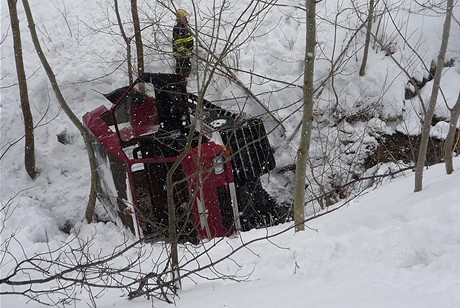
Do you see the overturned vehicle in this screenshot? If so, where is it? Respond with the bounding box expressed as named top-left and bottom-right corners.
top-left (83, 73), bottom-right (289, 242)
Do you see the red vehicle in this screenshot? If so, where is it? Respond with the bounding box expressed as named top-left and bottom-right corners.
top-left (83, 73), bottom-right (288, 242)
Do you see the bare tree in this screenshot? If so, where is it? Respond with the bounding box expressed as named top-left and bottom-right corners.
top-left (293, 0), bottom-right (316, 232)
top-left (131, 0), bottom-right (144, 77)
top-left (7, 0), bottom-right (37, 180)
top-left (21, 0), bottom-right (98, 222)
top-left (444, 90), bottom-right (460, 174)
top-left (359, 0), bottom-right (376, 76)
top-left (414, 0), bottom-right (454, 192)
top-left (114, 0), bottom-right (134, 83)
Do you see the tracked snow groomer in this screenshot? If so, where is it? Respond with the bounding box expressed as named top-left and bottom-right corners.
top-left (83, 73), bottom-right (288, 242)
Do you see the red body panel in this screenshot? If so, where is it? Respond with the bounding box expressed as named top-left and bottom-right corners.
top-left (82, 106), bottom-right (126, 158)
top-left (182, 143), bottom-right (236, 239)
top-left (130, 96), bottom-right (159, 136)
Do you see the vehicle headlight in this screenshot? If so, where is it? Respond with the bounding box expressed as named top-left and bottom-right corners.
top-left (212, 155), bottom-right (225, 175)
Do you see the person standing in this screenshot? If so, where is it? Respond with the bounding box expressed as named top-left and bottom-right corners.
top-left (172, 9), bottom-right (194, 79)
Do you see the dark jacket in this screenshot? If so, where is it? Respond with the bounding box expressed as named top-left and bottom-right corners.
top-left (172, 20), bottom-right (194, 58)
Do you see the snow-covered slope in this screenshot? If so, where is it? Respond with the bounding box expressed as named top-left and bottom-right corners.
top-left (1, 0), bottom-right (459, 307)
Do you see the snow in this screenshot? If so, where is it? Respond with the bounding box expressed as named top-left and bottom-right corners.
top-left (1, 0), bottom-right (460, 307)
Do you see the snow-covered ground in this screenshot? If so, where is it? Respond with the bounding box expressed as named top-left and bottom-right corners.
top-left (1, 0), bottom-right (459, 307)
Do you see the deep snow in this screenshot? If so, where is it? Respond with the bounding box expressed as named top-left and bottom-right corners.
top-left (1, 0), bottom-right (460, 307)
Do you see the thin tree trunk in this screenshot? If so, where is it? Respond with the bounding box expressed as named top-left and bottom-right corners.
top-left (414, 0), bottom-right (454, 192)
top-left (22, 0), bottom-right (98, 222)
top-left (8, 0), bottom-right (37, 180)
top-left (131, 0), bottom-right (144, 77)
top-left (115, 0), bottom-right (133, 84)
top-left (293, 0), bottom-right (316, 232)
top-left (166, 165), bottom-right (181, 290)
top-left (359, 0), bottom-right (375, 77)
top-left (444, 91), bottom-right (460, 174)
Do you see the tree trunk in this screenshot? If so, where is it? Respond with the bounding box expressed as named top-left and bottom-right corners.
top-left (444, 91), bottom-right (460, 174)
top-left (22, 0), bottom-right (98, 222)
top-left (166, 168), bottom-right (181, 290)
top-left (131, 0), bottom-right (144, 77)
top-left (293, 0), bottom-right (316, 232)
top-left (7, 0), bottom-right (37, 180)
top-left (115, 0), bottom-right (133, 84)
top-left (359, 0), bottom-right (375, 77)
top-left (414, 0), bottom-right (454, 192)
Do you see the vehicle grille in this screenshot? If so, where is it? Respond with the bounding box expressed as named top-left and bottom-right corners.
top-left (217, 186), bottom-right (234, 230)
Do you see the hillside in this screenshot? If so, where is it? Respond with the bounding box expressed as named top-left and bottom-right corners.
top-left (1, 0), bottom-right (460, 307)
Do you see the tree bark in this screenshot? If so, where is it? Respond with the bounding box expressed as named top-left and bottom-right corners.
top-left (131, 0), bottom-right (144, 77)
top-left (414, 0), bottom-right (454, 192)
top-left (444, 91), bottom-right (460, 174)
top-left (115, 0), bottom-right (133, 84)
top-left (22, 0), bottom-right (98, 222)
top-left (7, 0), bottom-right (37, 180)
top-left (359, 0), bottom-right (375, 77)
top-left (293, 0), bottom-right (316, 232)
